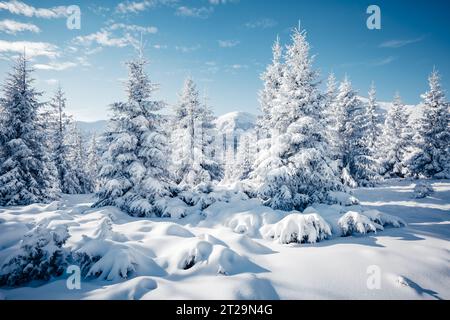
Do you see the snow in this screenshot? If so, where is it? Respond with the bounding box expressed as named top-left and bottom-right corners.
top-left (0, 179), bottom-right (448, 299)
top-left (214, 111), bottom-right (256, 136)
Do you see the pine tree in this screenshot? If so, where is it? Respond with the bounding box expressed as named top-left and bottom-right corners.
top-left (335, 76), bottom-right (378, 187)
top-left (409, 69), bottom-right (450, 178)
top-left (379, 92), bottom-right (412, 177)
top-left (234, 133), bottom-right (256, 180)
top-left (70, 125), bottom-right (91, 194)
top-left (86, 133), bottom-right (101, 192)
top-left (323, 72), bottom-right (340, 159)
top-left (0, 54), bottom-right (58, 205)
top-left (365, 83), bottom-right (382, 151)
top-left (171, 78), bottom-right (222, 189)
top-left (94, 53), bottom-right (174, 217)
top-left (46, 86), bottom-right (81, 194)
top-left (252, 28), bottom-right (343, 211)
top-left (257, 36), bottom-right (283, 141)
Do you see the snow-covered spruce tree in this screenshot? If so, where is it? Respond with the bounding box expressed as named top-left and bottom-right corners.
top-left (322, 72), bottom-right (341, 160)
top-left (70, 124), bottom-right (93, 193)
top-left (45, 86), bottom-right (82, 194)
top-left (409, 69), bottom-right (450, 178)
top-left (365, 83), bottom-right (382, 151)
top-left (324, 72), bottom-right (338, 126)
top-left (86, 133), bottom-right (101, 192)
top-left (94, 53), bottom-right (174, 217)
top-left (0, 54), bottom-right (58, 206)
top-left (234, 133), bottom-right (256, 180)
top-left (334, 76), bottom-right (378, 187)
top-left (257, 36), bottom-right (284, 144)
top-left (252, 28), bottom-right (343, 211)
top-left (379, 93), bottom-right (412, 177)
top-left (171, 78), bottom-right (222, 189)
top-left (0, 224), bottom-right (69, 287)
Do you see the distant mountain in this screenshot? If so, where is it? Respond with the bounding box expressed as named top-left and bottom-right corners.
top-left (358, 96), bottom-right (422, 122)
top-left (75, 99), bottom-right (423, 143)
top-left (214, 111), bottom-right (257, 136)
top-left (76, 120), bottom-right (108, 138)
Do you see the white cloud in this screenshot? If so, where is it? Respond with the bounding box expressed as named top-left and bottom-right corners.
top-left (73, 22), bottom-right (158, 49)
top-left (153, 44), bottom-right (167, 49)
top-left (218, 39), bottom-right (239, 48)
top-left (372, 56), bottom-right (396, 66)
top-left (34, 61), bottom-right (77, 71)
top-left (88, 4), bottom-right (110, 16)
top-left (0, 0), bottom-right (69, 19)
top-left (109, 23), bottom-right (158, 34)
top-left (74, 30), bottom-right (134, 48)
top-left (0, 40), bottom-right (58, 58)
top-left (44, 78), bottom-right (59, 85)
top-left (231, 64), bottom-right (247, 69)
top-left (0, 19), bottom-right (40, 34)
top-left (116, 0), bottom-right (177, 14)
top-left (208, 0), bottom-right (238, 4)
top-left (175, 6), bottom-right (213, 18)
top-left (379, 36), bottom-right (425, 48)
top-left (245, 18), bottom-right (277, 29)
top-left (175, 44), bottom-right (201, 53)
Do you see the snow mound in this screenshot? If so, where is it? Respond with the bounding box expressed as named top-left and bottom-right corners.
top-left (73, 219), bottom-right (165, 281)
top-left (262, 213), bottom-right (332, 244)
top-left (235, 275), bottom-right (280, 300)
top-left (413, 181), bottom-right (434, 199)
top-left (166, 237), bottom-right (267, 276)
top-left (86, 276), bottom-right (158, 300)
top-left (151, 223), bottom-right (195, 238)
top-left (174, 240), bottom-right (213, 270)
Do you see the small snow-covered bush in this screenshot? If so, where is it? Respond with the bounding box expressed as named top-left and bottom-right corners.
top-left (0, 225), bottom-right (69, 287)
top-left (72, 218), bottom-right (162, 281)
top-left (338, 211), bottom-right (381, 236)
top-left (338, 210), bottom-right (406, 237)
top-left (262, 213), bottom-right (332, 244)
top-left (226, 213), bottom-right (263, 237)
top-left (326, 191), bottom-right (359, 206)
top-left (413, 182), bottom-right (434, 199)
top-left (363, 210), bottom-right (406, 228)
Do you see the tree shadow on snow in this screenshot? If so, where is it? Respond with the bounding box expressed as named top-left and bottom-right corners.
top-left (400, 276), bottom-right (443, 300)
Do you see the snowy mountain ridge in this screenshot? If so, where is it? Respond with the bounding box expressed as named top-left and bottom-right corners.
top-left (76, 99), bottom-right (422, 139)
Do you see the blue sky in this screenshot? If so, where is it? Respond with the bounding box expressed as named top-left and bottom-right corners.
top-left (0, 0), bottom-right (449, 121)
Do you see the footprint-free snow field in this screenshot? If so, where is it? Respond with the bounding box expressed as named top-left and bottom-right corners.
top-left (0, 180), bottom-right (449, 300)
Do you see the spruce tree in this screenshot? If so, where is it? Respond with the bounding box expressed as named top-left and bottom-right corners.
top-left (86, 133), bottom-right (101, 192)
top-left (335, 76), bottom-right (378, 186)
top-left (252, 28), bottom-right (343, 211)
top-left (171, 78), bottom-right (222, 189)
top-left (0, 54), bottom-right (58, 205)
top-left (94, 53), bottom-right (174, 216)
top-left (379, 92), bottom-right (412, 177)
top-left (365, 83), bottom-right (382, 151)
top-left (409, 69), bottom-right (450, 178)
top-left (46, 86), bottom-right (81, 194)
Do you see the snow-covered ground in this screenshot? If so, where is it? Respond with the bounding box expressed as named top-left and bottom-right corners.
top-left (0, 180), bottom-right (448, 300)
